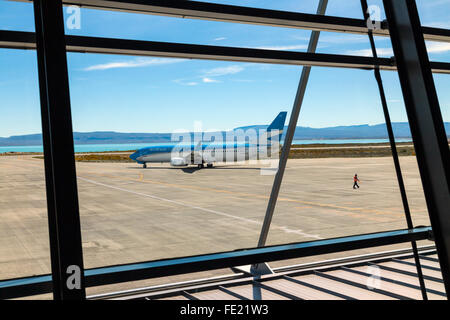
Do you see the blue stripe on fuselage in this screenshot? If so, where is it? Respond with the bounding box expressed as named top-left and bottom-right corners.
top-left (129, 142), bottom-right (256, 161)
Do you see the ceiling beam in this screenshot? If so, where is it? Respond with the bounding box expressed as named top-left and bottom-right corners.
top-left (11, 0), bottom-right (450, 42)
top-left (2, 30), bottom-right (450, 74)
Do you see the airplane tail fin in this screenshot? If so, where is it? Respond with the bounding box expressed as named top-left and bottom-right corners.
top-left (266, 112), bottom-right (287, 142)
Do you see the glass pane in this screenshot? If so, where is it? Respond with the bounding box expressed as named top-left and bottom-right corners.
top-left (434, 74), bottom-right (450, 136)
top-left (201, 0), bottom-right (366, 18)
top-left (416, 0), bottom-right (450, 29)
top-left (1, 0), bottom-right (446, 299)
top-left (0, 0), bottom-right (35, 32)
top-left (62, 5), bottom-right (317, 52)
top-left (67, 54), bottom-right (302, 294)
top-left (199, 0), bottom-right (323, 14)
top-left (0, 49), bottom-right (52, 286)
top-left (266, 67), bottom-right (434, 263)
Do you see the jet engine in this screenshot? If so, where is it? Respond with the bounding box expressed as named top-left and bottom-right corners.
top-left (170, 157), bottom-right (189, 166)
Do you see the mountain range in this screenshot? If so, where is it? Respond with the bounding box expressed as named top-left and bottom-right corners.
top-left (0, 122), bottom-right (449, 146)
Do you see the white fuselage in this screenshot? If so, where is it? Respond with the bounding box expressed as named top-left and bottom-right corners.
top-left (133, 144), bottom-right (277, 165)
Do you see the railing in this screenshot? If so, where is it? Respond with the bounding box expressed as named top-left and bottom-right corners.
top-left (0, 227), bottom-right (432, 299)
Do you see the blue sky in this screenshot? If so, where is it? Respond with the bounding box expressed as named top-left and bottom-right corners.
top-left (0, 0), bottom-right (449, 137)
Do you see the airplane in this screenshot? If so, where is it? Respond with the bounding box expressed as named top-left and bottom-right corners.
top-left (129, 112), bottom-right (287, 169)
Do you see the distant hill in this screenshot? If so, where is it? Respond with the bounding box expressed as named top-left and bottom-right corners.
top-left (239, 122), bottom-right (450, 140)
top-left (0, 122), bottom-right (449, 146)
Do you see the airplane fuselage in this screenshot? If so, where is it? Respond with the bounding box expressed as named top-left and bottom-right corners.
top-left (130, 143), bottom-right (277, 167)
top-left (129, 112), bottom-right (287, 168)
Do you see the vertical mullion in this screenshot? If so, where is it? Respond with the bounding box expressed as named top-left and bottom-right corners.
top-left (33, 0), bottom-right (86, 300)
top-left (33, 0), bottom-right (60, 300)
top-left (383, 0), bottom-right (450, 296)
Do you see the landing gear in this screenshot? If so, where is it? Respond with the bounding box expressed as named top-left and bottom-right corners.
top-left (197, 163), bottom-right (205, 169)
top-left (207, 163), bottom-right (213, 168)
top-left (143, 163), bottom-right (147, 168)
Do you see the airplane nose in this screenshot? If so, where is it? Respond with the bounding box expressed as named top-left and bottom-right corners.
top-left (130, 151), bottom-right (139, 161)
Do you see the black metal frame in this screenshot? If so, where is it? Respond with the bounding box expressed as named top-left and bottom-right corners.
top-left (1, 30), bottom-right (450, 74)
top-left (33, 0), bottom-right (86, 300)
top-left (360, 0), bottom-right (428, 300)
top-left (383, 0), bottom-right (450, 295)
top-left (0, 0), bottom-right (448, 300)
top-left (0, 227), bottom-right (432, 299)
top-left (11, 0), bottom-right (450, 42)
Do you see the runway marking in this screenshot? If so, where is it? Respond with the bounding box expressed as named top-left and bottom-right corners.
top-left (10, 157), bottom-right (403, 221)
top-left (84, 171), bottom-right (404, 220)
top-left (78, 176), bottom-right (323, 240)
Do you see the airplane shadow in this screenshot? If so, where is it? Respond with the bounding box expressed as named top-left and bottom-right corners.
top-left (127, 166), bottom-right (264, 174)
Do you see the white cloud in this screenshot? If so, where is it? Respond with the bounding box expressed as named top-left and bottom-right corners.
top-left (202, 65), bottom-right (244, 77)
top-left (346, 48), bottom-right (393, 57)
top-left (426, 42), bottom-right (450, 53)
top-left (173, 79), bottom-right (199, 86)
top-left (257, 44), bottom-right (308, 50)
top-left (202, 77), bottom-right (221, 83)
top-left (347, 42), bottom-right (450, 57)
top-left (425, 21), bottom-right (450, 29)
top-left (291, 36), bottom-right (311, 41)
top-left (174, 65), bottom-right (245, 86)
top-left (421, 0), bottom-right (450, 7)
top-left (318, 35), bottom-right (369, 44)
top-left (84, 58), bottom-right (185, 71)
top-left (293, 34), bottom-right (389, 44)
top-left (232, 79), bottom-right (254, 83)
top-left (214, 37), bottom-right (227, 41)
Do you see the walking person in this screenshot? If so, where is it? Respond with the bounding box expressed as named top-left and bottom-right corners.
top-left (353, 174), bottom-right (360, 189)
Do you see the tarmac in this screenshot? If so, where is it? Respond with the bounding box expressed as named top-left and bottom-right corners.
top-left (0, 154), bottom-right (433, 297)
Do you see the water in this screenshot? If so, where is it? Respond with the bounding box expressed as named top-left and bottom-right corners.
top-left (0, 143), bottom-right (152, 153)
top-left (0, 138), bottom-right (413, 154)
top-left (290, 138), bottom-right (413, 145)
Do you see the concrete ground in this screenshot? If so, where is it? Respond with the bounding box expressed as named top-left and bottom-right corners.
top-left (0, 155), bottom-right (433, 297)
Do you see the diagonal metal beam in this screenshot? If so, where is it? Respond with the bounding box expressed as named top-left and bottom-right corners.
top-left (257, 0), bottom-right (328, 249)
top-left (383, 0), bottom-right (450, 297)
